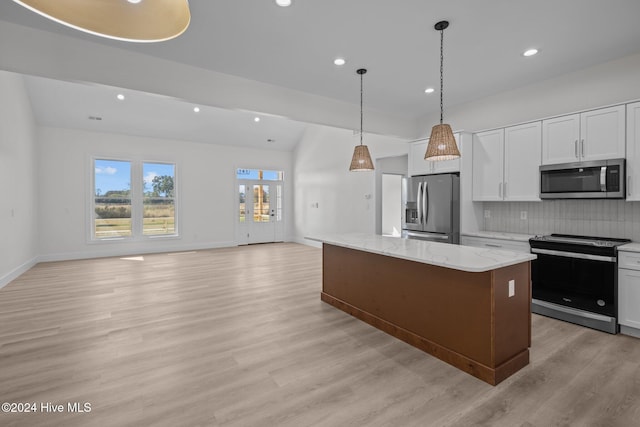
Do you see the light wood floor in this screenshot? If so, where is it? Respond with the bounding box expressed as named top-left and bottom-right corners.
top-left (1, 243), bottom-right (640, 427)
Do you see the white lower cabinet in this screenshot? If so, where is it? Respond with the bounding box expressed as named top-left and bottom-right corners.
top-left (461, 236), bottom-right (530, 253)
top-left (618, 251), bottom-right (640, 336)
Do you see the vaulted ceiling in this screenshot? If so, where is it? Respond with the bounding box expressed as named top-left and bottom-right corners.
top-left (2, 0), bottom-right (640, 147)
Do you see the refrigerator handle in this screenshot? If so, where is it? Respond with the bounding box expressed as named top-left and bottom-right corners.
top-left (417, 182), bottom-right (423, 224)
top-left (424, 181), bottom-right (429, 226)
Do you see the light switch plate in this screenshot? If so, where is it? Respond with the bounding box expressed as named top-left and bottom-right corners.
top-left (520, 211), bottom-right (527, 220)
top-left (508, 280), bottom-right (515, 297)
top-left (484, 210), bottom-right (491, 218)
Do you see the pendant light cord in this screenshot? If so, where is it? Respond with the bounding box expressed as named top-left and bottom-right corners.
top-left (360, 71), bottom-right (364, 146)
top-left (439, 27), bottom-right (444, 125)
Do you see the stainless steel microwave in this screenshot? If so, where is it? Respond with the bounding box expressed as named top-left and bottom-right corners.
top-left (539, 159), bottom-right (625, 199)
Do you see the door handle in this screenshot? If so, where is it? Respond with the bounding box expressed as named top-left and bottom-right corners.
top-left (574, 140), bottom-right (578, 158)
top-left (581, 139), bottom-right (585, 158)
top-left (424, 182), bottom-right (429, 225)
top-left (417, 182), bottom-right (423, 224)
top-left (629, 176), bottom-right (632, 197)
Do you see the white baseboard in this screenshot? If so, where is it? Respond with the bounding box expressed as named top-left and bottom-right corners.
top-left (293, 236), bottom-right (322, 248)
top-left (0, 256), bottom-right (39, 289)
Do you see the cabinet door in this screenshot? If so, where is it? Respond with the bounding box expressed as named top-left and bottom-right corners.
top-left (431, 133), bottom-right (462, 174)
top-left (472, 129), bottom-right (504, 201)
top-left (619, 268), bottom-right (640, 329)
top-left (580, 105), bottom-right (626, 161)
top-left (504, 122), bottom-right (541, 201)
top-left (627, 102), bottom-right (640, 201)
top-left (408, 141), bottom-right (432, 176)
top-left (542, 114), bottom-right (580, 165)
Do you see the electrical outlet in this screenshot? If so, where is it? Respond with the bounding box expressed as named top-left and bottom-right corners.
top-left (520, 211), bottom-right (527, 220)
top-left (484, 210), bottom-right (491, 219)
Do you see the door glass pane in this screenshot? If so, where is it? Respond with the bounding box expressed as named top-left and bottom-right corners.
top-left (143, 163), bottom-right (175, 236)
top-left (253, 185), bottom-right (270, 222)
top-left (239, 185), bottom-right (246, 222)
top-left (94, 159), bottom-right (132, 238)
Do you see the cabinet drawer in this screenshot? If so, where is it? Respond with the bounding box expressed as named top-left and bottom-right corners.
top-left (619, 251), bottom-right (640, 271)
top-left (461, 236), bottom-right (530, 253)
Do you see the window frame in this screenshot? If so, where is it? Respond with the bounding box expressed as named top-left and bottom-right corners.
top-left (88, 156), bottom-right (179, 243)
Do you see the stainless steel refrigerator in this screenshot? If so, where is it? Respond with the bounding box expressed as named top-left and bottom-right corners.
top-left (401, 173), bottom-right (460, 244)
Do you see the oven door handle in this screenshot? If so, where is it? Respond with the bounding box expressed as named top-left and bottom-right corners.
top-left (531, 248), bottom-right (616, 263)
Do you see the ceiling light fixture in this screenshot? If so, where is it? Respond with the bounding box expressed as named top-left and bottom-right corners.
top-left (425, 87), bottom-right (435, 94)
top-left (276, 0), bottom-right (292, 7)
top-left (193, 107), bottom-right (200, 113)
top-left (523, 48), bottom-right (539, 57)
top-left (424, 20), bottom-right (461, 162)
top-left (334, 58), bottom-right (346, 66)
top-left (117, 94), bottom-right (125, 101)
top-left (349, 68), bottom-right (374, 172)
top-left (254, 117), bottom-right (261, 122)
top-left (11, 0), bottom-right (191, 43)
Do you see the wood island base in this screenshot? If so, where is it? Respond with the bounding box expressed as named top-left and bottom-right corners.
top-left (321, 244), bottom-right (532, 386)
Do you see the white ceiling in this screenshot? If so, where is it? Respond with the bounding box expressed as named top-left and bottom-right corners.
top-left (3, 0), bottom-right (640, 147)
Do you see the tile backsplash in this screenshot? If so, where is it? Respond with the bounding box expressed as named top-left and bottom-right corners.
top-left (482, 200), bottom-right (640, 240)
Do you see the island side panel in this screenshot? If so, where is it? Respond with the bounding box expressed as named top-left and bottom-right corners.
top-left (492, 262), bottom-right (531, 376)
top-left (322, 244), bottom-right (494, 367)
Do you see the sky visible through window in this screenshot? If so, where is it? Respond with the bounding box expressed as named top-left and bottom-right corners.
top-left (95, 159), bottom-right (130, 195)
top-left (95, 160), bottom-right (174, 195)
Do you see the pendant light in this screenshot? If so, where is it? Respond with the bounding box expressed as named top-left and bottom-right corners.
top-left (424, 20), bottom-right (461, 161)
top-left (350, 68), bottom-right (375, 171)
top-left (12, 0), bottom-right (191, 43)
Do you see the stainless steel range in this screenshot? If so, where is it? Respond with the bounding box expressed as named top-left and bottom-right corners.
top-left (529, 234), bottom-right (631, 334)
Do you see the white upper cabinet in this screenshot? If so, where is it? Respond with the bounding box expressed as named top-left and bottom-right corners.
top-left (472, 129), bottom-right (504, 201)
top-left (504, 122), bottom-right (542, 201)
top-left (473, 123), bottom-right (541, 202)
top-left (408, 133), bottom-right (461, 176)
top-left (627, 101), bottom-right (640, 201)
top-left (542, 105), bottom-right (625, 165)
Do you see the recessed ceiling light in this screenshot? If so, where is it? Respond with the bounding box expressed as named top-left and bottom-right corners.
top-left (523, 48), bottom-right (539, 57)
top-left (127, 0), bottom-right (142, 4)
top-left (425, 87), bottom-right (435, 94)
top-left (254, 117), bottom-right (261, 122)
top-left (193, 106), bottom-right (200, 113)
top-left (276, 0), bottom-right (292, 6)
top-left (334, 58), bottom-right (346, 66)
top-left (116, 94), bottom-right (125, 100)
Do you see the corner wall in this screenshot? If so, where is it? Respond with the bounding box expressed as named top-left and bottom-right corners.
top-left (0, 71), bottom-right (38, 287)
top-left (292, 124), bottom-right (408, 246)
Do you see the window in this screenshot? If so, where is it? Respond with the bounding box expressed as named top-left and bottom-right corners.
top-left (92, 158), bottom-right (177, 240)
top-left (94, 159), bottom-right (132, 238)
top-left (143, 163), bottom-right (175, 236)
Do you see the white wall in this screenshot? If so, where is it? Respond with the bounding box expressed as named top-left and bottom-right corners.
top-left (37, 127), bottom-right (293, 261)
top-left (416, 52), bottom-right (640, 136)
top-left (293, 124), bottom-right (408, 246)
top-left (0, 71), bottom-right (38, 287)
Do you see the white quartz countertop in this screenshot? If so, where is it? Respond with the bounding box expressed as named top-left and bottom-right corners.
top-left (619, 243), bottom-right (640, 253)
top-left (461, 231), bottom-right (535, 242)
top-left (306, 233), bottom-right (536, 273)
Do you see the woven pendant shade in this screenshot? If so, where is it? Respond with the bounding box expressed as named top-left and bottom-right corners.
top-left (12, 0), bottom-right (191, 43)
top-left (425, 123), bottom-right (460, 161)
top-left (425, 20), bottom-right (460, 162)
top-left (349, 68), bottom-right (374, 171)
top-left (350, 144), bottom-right (375, 171)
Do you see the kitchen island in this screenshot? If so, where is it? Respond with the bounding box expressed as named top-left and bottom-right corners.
top-left (308, 233), bottom-right (536, 385)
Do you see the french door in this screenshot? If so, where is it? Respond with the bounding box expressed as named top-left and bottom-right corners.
top-left (238, 180), bottom-right (283, 244)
